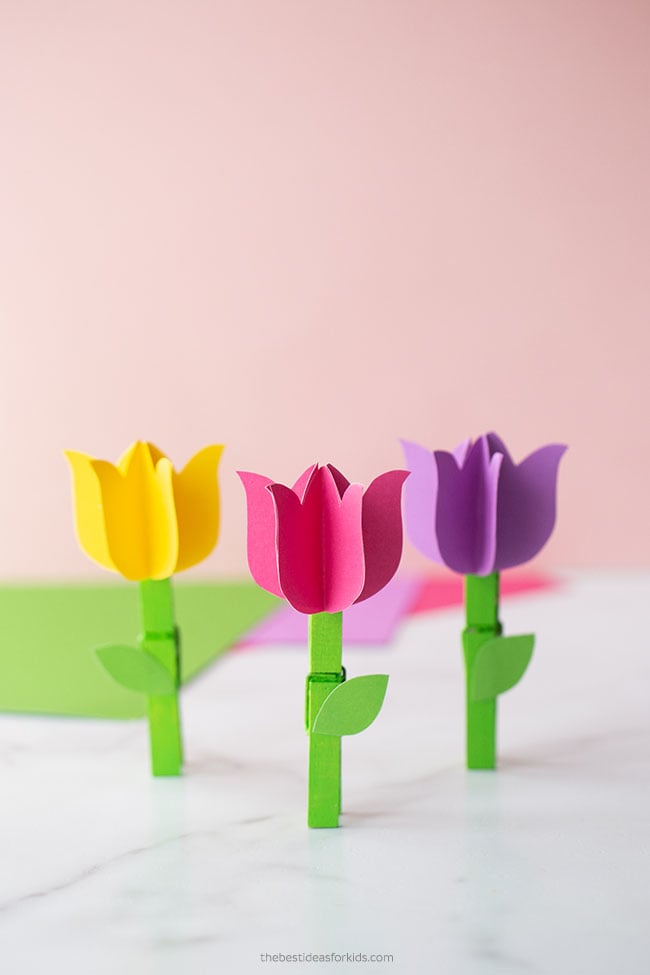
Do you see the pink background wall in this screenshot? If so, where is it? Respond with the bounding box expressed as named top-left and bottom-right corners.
top-left (0, 1), bottom-right (648, 579)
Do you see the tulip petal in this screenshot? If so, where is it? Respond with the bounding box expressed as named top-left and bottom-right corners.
top-left (325, 464), bottom-right (351, 500)
top-left (64, 450), bottom-right (116, 572)
top-left (269, 482), bottom-right (324, 613)
top-left (93, 448), bottom-right (178, 581)
top-left (319, 466), bottom-right (365, 612)
top-left (434, 438), bottom-right (502, 575)
top-left (237, 471), bottom-right (284, 598)
top-left (173, 445), bottom-right (224, 573)
top-left (493, 443), bottom-right (568, 570)
top-left (128, 446), bottom-right (179, 579)
top-left (400, 440), bottom-right (443, 562)
top-left (485, 431), bottom-right (511, 462)
top-left (117, 440), bottom-right (166, 475)
top-left (355, 470), bottom-right (409, 604)
top-left (292, 464), bottom-right (318, 502)
top-left (452, 437), bottom-right (472, 466)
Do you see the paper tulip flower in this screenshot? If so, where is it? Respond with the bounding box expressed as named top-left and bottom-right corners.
top-left (66, 441), bottom-right (224, 776)
top-left (65, 441), bottom-right (223, 581)
top-left (239, 462), bottom-right (409, 828)
top-left (401, 432), bottom-right (566, 576)
top-left (239, 463), bottom-right (408, 613)
top-left (401, 433), bottom-right (566, 769)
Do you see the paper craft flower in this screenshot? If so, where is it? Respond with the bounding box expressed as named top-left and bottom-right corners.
top-left (401, 433), bottom-right (566, 576)
top-left (238, 463), bottom-right (409, 614)
top-left (65, 441), bottom-right (224, 581)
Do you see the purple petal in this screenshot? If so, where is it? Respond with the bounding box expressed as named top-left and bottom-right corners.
top-left (485, 431), bottom-right (512, 461)
top-left (400, 440), bottom-right (443, 563)
top-left (493, 444), bottom-right (567, 570)
top-left (434, 438), bottom-right (502, 575)
top-left (452, 437), bottom-right (472, 466)
top-left (355, 469), bottom-right (409, 604)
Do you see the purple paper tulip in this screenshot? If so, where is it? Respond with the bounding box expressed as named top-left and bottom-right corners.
top-left (401, 433), bottom-right (567, 576)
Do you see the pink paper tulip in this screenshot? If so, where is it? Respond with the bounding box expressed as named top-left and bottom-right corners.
top-left (238, 464), bottom-right (409, 614)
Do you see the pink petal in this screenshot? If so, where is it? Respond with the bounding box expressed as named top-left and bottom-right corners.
top-left (292, 464), bottom-right (318, 502)
top-left (237, 471), bottom-right (283, 598)
top-left (269, 481), bottom-right (324, 613)
top-left (319, 466), bottom-right (365, 612)
top-left (355, 470), bottom-right (409, 603)
top-left (325, 463), bottom-right (351, 499)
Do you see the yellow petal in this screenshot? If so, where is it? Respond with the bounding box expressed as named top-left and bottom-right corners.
top-left (172, 445), bottom-right (224, 573)
top-left (117, 440), bottom-right (167, 476)
top-left (64, 450), bottom-right (116, 572)
top-left (149, 458), bottom-right (180, 579)
top-left (94, 447), bottom-right (179, 581)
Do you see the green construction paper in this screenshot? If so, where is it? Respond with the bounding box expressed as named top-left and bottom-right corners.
top-left (0, 580), bottom-right (279, 719)
top-left (312, 674), bottom-right (389, 737)
top-left (95, 644), bottom-right (175, 695)
top-left (470, 634), bottom-right (535, 702)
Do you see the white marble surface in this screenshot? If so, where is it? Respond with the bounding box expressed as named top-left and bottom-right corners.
top-left (1, 573), bottom-right (648, 974)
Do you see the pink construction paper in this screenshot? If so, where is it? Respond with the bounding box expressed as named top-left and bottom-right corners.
top-left (409, 570), bottom-right (557, 615)
top-left (238, 571), bottom-right (557, 648)
top-left (239, 575), bottom-right (421, 647)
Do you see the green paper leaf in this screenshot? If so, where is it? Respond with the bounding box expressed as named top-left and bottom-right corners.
top-left (312, 674), bottom-right (389, 737)
top-left (95, 644), bottom-right (175, 695)
top-left (470, 634), bottom-right (535, 702)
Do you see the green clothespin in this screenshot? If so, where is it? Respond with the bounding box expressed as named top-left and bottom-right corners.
top-left (463, 573), bottom-right (534, 769)
top-left (306, 612), bottom-right (388, 827)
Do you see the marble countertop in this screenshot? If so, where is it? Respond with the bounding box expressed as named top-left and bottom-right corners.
top-left (1, 572), bottom-right (648, 974)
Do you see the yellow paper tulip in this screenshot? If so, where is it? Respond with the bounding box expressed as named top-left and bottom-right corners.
top-left (65, 441), bottom-right (224, 581)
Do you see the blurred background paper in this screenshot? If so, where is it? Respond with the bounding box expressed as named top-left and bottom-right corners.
top-left (240, 570), bottom-right (556, 647)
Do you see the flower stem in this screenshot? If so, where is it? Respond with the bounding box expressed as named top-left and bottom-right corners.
top-left (139, 578), bottom-right (183, 777)
top-left (463, 573), bottom-right (501, 769)
top-left (307, 611), bottom-right (344, 828)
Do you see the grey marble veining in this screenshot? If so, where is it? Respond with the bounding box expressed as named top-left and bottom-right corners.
top-left (1, 573), bottom-right (648, 974)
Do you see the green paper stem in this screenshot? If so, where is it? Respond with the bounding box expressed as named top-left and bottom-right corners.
top-left (139, 578), bottom-right (182, 777)
top-left (463, 573), bottom-right (501, 770)
top-left (307, 612), bottom-right (343, 828)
